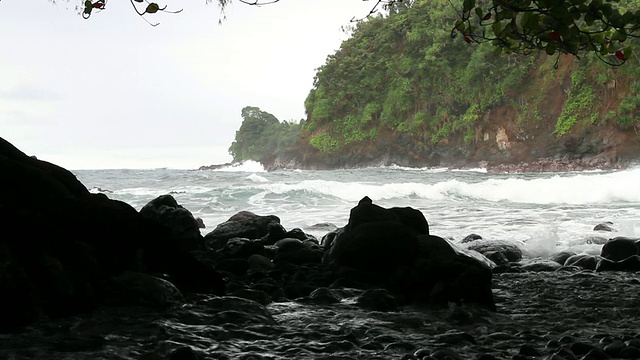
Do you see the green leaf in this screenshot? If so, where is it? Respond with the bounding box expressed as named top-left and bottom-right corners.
top-left (492, 21), bottom-right (503, 36)
top-left (146, 3), bottom-right (160, 14)
top-left (463, 0), bottom-right (475, 13)
top-left (545, 44), bottom-right (556, 55)
top-left (584, 12), bottom-right (595, 25)
top-left (475, 7), bottom-right (484, 19)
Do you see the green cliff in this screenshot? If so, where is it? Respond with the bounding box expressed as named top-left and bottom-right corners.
top-left (260, 0), bottom-right (640, 171)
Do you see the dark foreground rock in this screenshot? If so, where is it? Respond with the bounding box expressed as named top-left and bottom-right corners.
top-left (140, 194), bottom-right (205, 251)
top-left (323, 196), bottom-right (495, 310)
top-left (600, 236), bottom-right (640, 261)
top-left (0, 137), bottom-right (224, 332)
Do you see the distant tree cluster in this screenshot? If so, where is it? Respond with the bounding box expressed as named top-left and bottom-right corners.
top-left (228, 106), bottom-right (303, 162)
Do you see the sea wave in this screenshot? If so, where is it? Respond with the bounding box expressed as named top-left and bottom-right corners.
top-left (213, 161), bottom-right (266, 173)
top-left (240, 168), bottom-right (640, 205)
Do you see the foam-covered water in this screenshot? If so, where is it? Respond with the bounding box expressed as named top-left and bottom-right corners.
top-left (77, 164), bottom-right (640, 258)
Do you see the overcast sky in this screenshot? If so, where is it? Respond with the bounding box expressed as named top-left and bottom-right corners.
top-left (0, 0), bottom-right (375, 169)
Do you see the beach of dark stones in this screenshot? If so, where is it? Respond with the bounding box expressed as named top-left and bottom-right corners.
top-left (2, 270), bottom-right (639, 360)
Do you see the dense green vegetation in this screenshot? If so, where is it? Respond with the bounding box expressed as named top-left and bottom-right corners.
top-left (301, 0), bottom-right (640, 154)
top-left (457, 0), bottom-right (640, 63)
top-left (304, 0), bottom-right (536, 153)
top-left (228, 106), bottom-right (302, 162)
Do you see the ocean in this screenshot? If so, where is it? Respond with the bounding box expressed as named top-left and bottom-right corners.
top-left (75, 162), bottom-right (640, 258)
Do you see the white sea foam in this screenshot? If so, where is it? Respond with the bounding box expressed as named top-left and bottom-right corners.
top-left (243, 168), bottom-right (640, 205)
top-left (247, 174), bottom-right (269, 182)
top-left (453, 169), bottom-right (640, 204)
top-left (383, 164), bottom-right (449, 172)
top-left (214, 160), bottom-right (266, 173)
top-left (451, 167), bottom-right (488, 173)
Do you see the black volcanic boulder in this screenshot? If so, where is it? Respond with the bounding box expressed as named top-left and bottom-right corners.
top-left (596, 255), bottom-right (640, 272)
top-left (600, 237), bottom-right (640, 261)
top-left (593, 221), bottom-right (615, 232)
top-left (466, 239), bottom-right (523, 263)
top-left (0, 137), bottom-right (224, 332)
top-left (323, 197), bottom-right (495, 310)
top-left (549, 251), bottom-right (577, 265)
top-left (564, 254), bottom-right (602, 270)
top-left (411, 235), bottom-right (495, 309)
top-left (140, 194), bottom-right (204, 251)
top-left (204, 211), bottom-right (280, 250)
top-left (327, 221), bottom-right (420, 273)
top-left (272, 238), bottom-right (323, 265)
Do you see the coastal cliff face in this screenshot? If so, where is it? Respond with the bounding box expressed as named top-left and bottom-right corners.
top-left (263, 56), bottom-right (640, 172)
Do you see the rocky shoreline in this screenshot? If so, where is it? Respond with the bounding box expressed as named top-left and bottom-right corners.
top-left (3, 136), bottom-right (640, 360)
top-left (2, 270), bottom-right (640, 359)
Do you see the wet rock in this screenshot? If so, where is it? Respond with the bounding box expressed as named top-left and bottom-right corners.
top-left (582, 348), bottom-right (611, 359)
top-left (550, 251), bottom-right (578, 265)
top-left (461, 233), bottom-right (483, 243)
top-left (283, 281), bottom-right (316, 299)
top-left (169, 346), bottom-right (202, 360)
top-left (596, 256), bottom-right (640, 272)
top-left (483, 251), bottom-right (510, 266)
top-left (302, 287), bottom-right (341, 305)
top-left (430, 348), bottom-right (464, 359)
top-left (325, 220), bottom-right (420, 274)
top-left (583, 236), bottom-right (609, 245)
top-left (229, 288), bottom-right (272, 306)
top-left (104, 271), bottom-right (184, 308)
top-left (475, 355), bottom-right (500, 360)
top-left (356, 288), bottom-right (399, 312)
top-left (619, 345), bottom-right (640, 358)
top-left (594, 222), bottom-right (615, 232)
top-left (247, 254), bottom-right (274, 272)
top-left (0, 137), bottom-right (225, 331)
top-left (570, 342), bottom-right (597, 355)
top-left (215, 258), bottom-right (249, 276)
top-left (564, 254), bottom-right (602, 270)
top-left (519, 344), bottom-right (542, 356)
top-left (521, 260), bottom-right (562, 272)
top-left (201, 296), bottom-right (276, 325)
top-left (305, 222), bottom-right (338, 233)
top-left (434, 331), bottom-right (476, 345)
top-left (219, 238), bottom-right (266, 260)
top-left (140, 194), bottom-right (204, 251)
top-left (204, 211), bottom-right (280, 248)
top-left (273, 239), bottom-right (322, 265)
top-left (603, 340), bottom-right (625, 356)
top-left (466, 240), bottom-right (523, 262)
top-left (600, 237), bottom-right (640, 261)
top-left (384, 341), bottom-right (417, 352)
top-left (324, 197), bottom-right (495, 310)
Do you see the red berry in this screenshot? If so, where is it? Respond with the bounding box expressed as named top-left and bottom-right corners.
top-left (549, 32), bottom-right (560, 41)
top-left (464, 35), bottom-right (472, 43)
top-left (615, 50), bottom-right (625, 60)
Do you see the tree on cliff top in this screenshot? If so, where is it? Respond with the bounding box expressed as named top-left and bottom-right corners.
top-left (228, 106), bottom-right (302, 162)
top-left (76, 0), bottom-right (640, 64)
